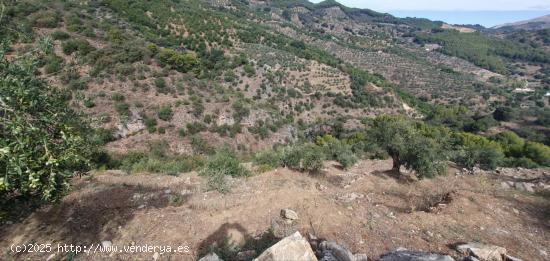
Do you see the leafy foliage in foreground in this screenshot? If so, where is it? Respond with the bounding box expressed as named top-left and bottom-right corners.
top-left (0, 48), bottom-right (92, 202)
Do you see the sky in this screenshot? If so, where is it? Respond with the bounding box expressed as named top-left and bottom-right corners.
top-left (308, 0), bottom-right (550, 27)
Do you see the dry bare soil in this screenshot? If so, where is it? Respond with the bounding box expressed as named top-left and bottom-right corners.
top-left (1, 160), bottom-right (549, 260)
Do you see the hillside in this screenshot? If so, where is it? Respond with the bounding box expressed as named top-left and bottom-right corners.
top-left (494, 14), bottom-right (550, 32)
top-left (1, 0), bottom-right (550, 260)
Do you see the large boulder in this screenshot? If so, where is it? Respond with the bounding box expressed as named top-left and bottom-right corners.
top-left (456, 243), bottom-right (506, 261)
top-left (254, 232), bottom-right (317, 261)
top-left (377, 248), bottom-right (455, 261)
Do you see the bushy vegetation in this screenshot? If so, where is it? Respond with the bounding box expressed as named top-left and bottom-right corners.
top-left (199, 147), bottom-right (250, 193)
top-left (415, 29), bottom-right (550, 74)
top-left (0, 48), bottom-right (93, 202)
top-left (316, 135), bottom-right (358, 169)
top-left (112, 141), bottom-right (203, 175)
top-left (282, 143), bottom-right (326, 173)
top-left (367, 115), bottom-right (448, 178)
top-left (253, 148), bottom-right (283, 172)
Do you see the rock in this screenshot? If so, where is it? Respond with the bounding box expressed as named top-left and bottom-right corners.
top-left (281, 209), bottom-right (299, 220)
top-left (500, 182), bottom-right (511, 190)
top-left (378, 248), bottom-right (454, 261)
top-left (164, 189), bottom-right (172, 194)
top-left (46, 253), bottom-right (57, 261)
top-left (237, 250), bottom-right (257, 260)
top-left (342, 192), bottom-right (365, 202)
top-left (199, 253), bottom-right (223, 261)
top-left (502, 254), bottom-right (522, 261)
top-left (318, 241), bottom-right (354, 261)
top-left (254, 232), bottom-right (317, 261)
top-left (514, 182), bottom-right (535, 193)
top-left (354, 253), bottom-right (369, 261)
top-left (101, 241), bottom-right (112, 248)
top-left (456, 243), bottom-right (506, 261)
top-left (271, 216), bottom-right (298, 238)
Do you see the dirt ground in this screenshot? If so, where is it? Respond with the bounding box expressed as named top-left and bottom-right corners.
top-left (1, 160), bottom-right (549, 261)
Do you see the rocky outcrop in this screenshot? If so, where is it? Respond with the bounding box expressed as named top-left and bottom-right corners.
top-left (317, 241), bottom-right (360, 261)
top-left (377, 248), bottom-right (454, 261)
top-left (456, 243), bottom-right (507, 261)
top-left (254, 232), bottom-right (317, 261)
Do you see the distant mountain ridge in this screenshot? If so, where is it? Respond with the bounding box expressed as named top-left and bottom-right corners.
top-left (493, 14), bottom-right (550, 31)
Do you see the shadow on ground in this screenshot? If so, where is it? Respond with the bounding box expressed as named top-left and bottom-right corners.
top-left (197, 223), bottom-right (278, 260)
top-left (0, 177), bottom-right (190, 253)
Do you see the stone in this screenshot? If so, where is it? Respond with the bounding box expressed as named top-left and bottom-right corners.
top-left (199, 253), bottom-right (223, 261)
top-left (271, 217), bottom-right (298, 238)
top-left (318, 241), bottom-right (354, 261)
top-left (456, 243), bottom-right (506, 261)
top-left (378, 248), bottom-right (455, 261)
top-left (502, 254), bottom-right (523, 261)
top-left (46, 253), bottom-right (57, 261)
top-left (153, 252), bottom-right (160, 261)
top-left (500, 182), bottom-right (511, 190)
top-left (514, 182), bottom-right (535, 193)
top-left (101, 241), bottom-right (112, 248)
top-left (237, 250), bottom-right (257, 260)
top-left (281, 209), bottom-right (299, 220)
top-left (354, 253), bottom-right (369, 261)
top-left (254, 232), bottom-right (317, 261)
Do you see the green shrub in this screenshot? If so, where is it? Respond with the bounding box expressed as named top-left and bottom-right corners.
top-left (154, 77), bottom-right (166, 90)
top-left (158, 48), bottom-right (199, 73)
top-left (199, 148), bottom-right (249, 193)
top-left (84, 98), bottom-right (95, 108)
top-left (111, 92), bottom-right (125, 102)
top-left (320, 137), bottom-right (358, 169)
top-left (31, 11), bottom-right (60, 28)
top-left (115, 103), bottom-right (130, 117)
top-left (493, 107), bottom-right (518, 122)
top-left (114, 142), bottom-right (204, 175)
top-left (157, 105), bottom-right (173, 121)
top-left (187, 122), bottom-right (207, 135)
top-left (504, 157), bottom-right (538, 168)
top-left (523, 141), bottom-right (550, 166)
top-left (452, 132), bottom-right (504, 170)
top-left (253, 148), bottom-right (283, 171)
top-left (43, 55), bottom-right (63, 74)
top-left (62, 39), bottom-right (94, 55)
top-left (282, 143), bottom-right (325, 173)
top-left (492, 131), bottom-right (524, 157)
top-left (51, 31), bottom-right (70, 41)
top-left (92, 128), bottom-right (116, 145)
top-left (190, 135), bottom-right (214, 155)
top-left (143, 117), bottom-right (157, 133)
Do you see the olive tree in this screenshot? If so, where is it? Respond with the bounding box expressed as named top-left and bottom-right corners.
top-left (368, 115), bottom-right (447, 178)
top-left (1, 46), bottom-right (92, 202)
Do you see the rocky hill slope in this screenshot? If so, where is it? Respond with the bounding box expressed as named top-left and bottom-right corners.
top-left (3, 0), bottom-right (548, 155)
top-left (494, 14), bottom-right (550, 32)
